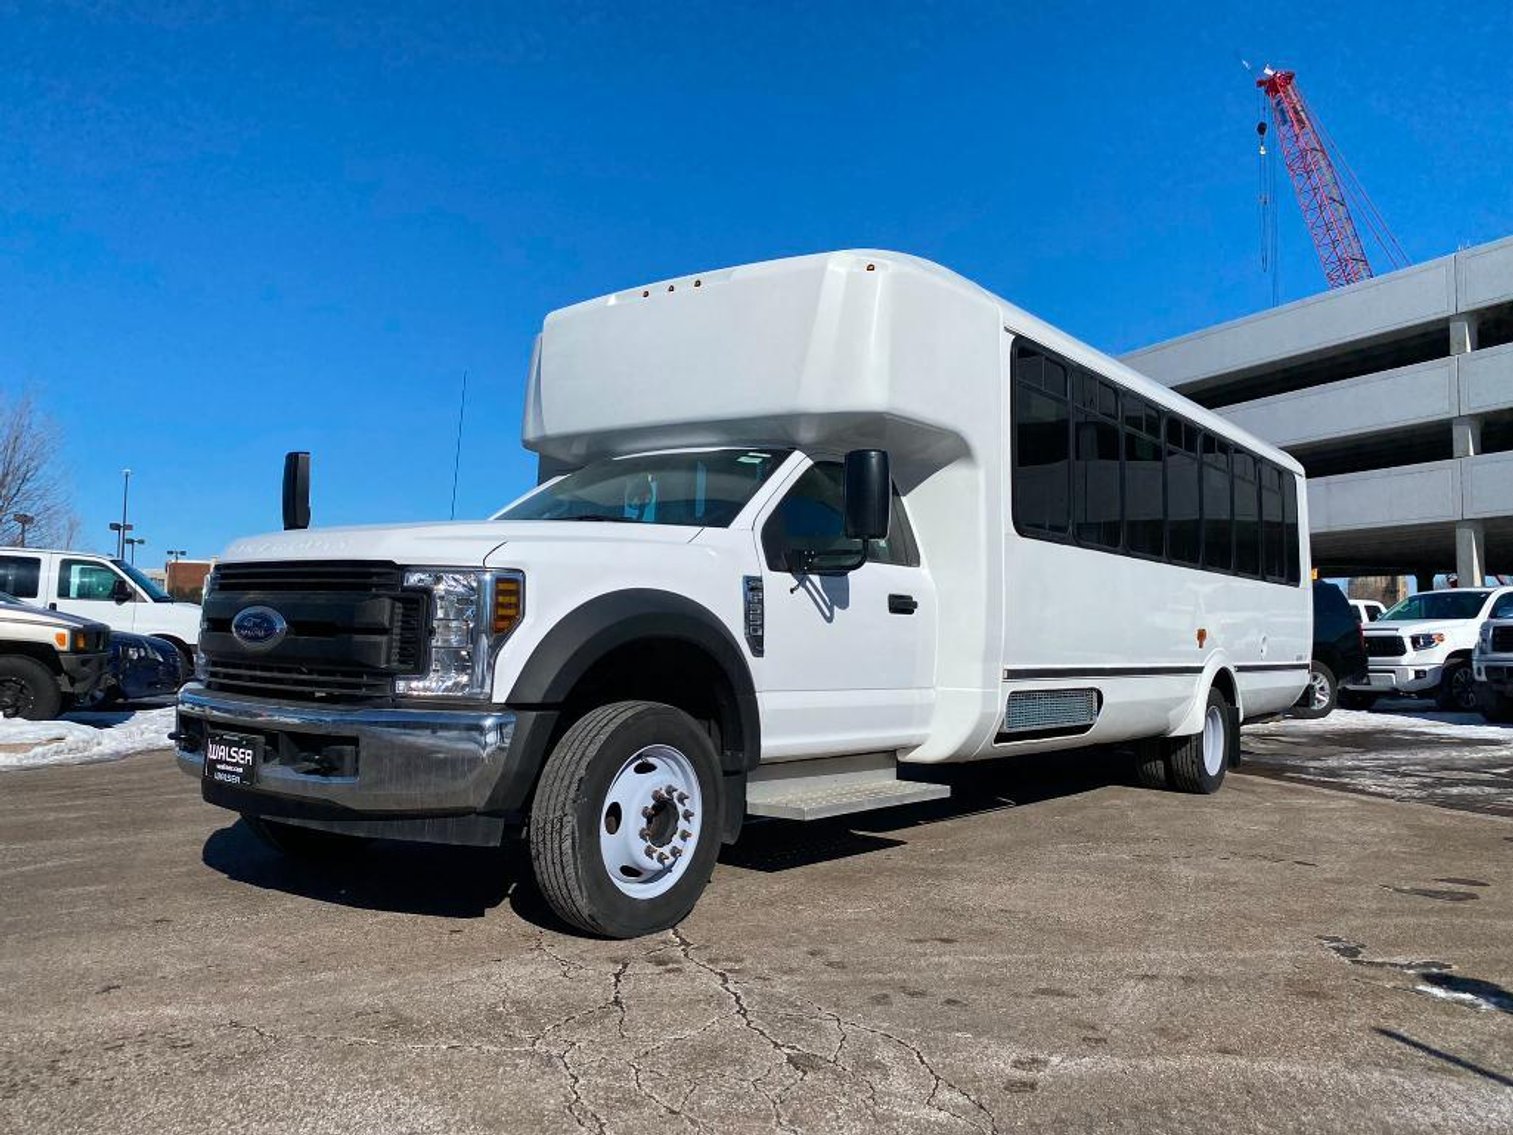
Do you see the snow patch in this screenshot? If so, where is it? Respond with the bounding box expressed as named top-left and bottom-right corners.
top-left (1248, 705), bottom-right (1513, 743)
top-left (0, 707), bottom-right (176, 771)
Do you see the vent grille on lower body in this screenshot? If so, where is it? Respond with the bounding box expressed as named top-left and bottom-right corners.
top-left (1002, 688), bottom-right (1100, 736)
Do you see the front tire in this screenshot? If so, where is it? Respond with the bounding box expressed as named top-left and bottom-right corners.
top-left (1291, 660), bottom-right (1338, 719)
top-left (1436, 660), bottom-right (1477, 712)
top-left (529, 701), bottom-right (723, 939)
top-left (0, 656), bottom-right (63, 720)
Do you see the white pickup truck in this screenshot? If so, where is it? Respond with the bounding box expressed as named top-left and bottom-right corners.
top-left (176, 251), bottom-right (1310, 937)
top-left (1342, 587), bottom-right (1513, 712)
top-left (1472, 592), bottom-right (1513, 722)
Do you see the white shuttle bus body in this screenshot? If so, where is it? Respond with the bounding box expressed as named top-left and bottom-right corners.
top-left (177, 251), bottom-right (1311, 937)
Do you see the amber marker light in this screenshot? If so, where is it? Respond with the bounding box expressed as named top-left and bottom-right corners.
top-left (492, 576), bottom-right (524, 637)
top-left (73, 630), bottom-right (89, 651)
top-left (55, 631), bottom-right (68, 649)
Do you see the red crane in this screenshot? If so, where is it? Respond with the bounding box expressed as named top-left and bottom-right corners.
top-left (1255, 67), bottom-right (1407, 290)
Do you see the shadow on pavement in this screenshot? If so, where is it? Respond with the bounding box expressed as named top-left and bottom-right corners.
top-left (1375, 1028), bottom-right (1513, 1087)
top-left (201, 818), bottom-right (574, 932)
top-left (723, 744), bottom-right (1140, 873)
top-left (202, 746), bottom-right (1144, 914)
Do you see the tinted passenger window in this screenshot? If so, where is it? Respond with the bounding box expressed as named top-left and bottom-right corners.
top-left (1261, 466), bottom-right (1286, 581)
top-left (1491, 594), bottom-right (1513, 619)
top-left (0, 555), bottom-right (40, 599)
top-left (1201, 435), bottom-right (1232, 571)
top-left (1073, 375), bottom-right (1121, 549)
top-left (1166, 419), bottom-right (1201, 565)
top-left (1014, 383), bottom-right (1071, 538)
top-left (1124, 398), bottom-right (1164, 557)
top-left (1232, 452), bottom-right (1260, 577)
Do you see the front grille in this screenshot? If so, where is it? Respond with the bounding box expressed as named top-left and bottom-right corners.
top-left (202, 560), bottom-right (427, 703)
top-left (1492, 626), bottom-right (1513, 654)
top-left (1365, 635), bottom-right (1406, 658)
top-left (205, 660), bottom-right (394, 700)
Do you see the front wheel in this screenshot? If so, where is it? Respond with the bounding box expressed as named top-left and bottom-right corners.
top-left (0, 656), bottom-right (63, 720)
top-left (529, 701), bottom-right (723, 938)
top-left (1291, 660), bottom-right (1337, 719)
top-left (1436, 660), bottom-right (1477, 712)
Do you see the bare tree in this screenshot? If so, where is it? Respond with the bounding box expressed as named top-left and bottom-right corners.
top-left (0, 395), bottom-right (79, 548)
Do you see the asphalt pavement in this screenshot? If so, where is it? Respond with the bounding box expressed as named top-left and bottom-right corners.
top-left (2, 736), bottom-right (1511, 1134)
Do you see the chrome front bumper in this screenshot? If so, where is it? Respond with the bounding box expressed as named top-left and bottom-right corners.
top-left (175, 684), bottom-right (517, 816)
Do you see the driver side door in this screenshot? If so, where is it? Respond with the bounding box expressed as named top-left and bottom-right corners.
top-left (753, 459), bottom-right (936, 761)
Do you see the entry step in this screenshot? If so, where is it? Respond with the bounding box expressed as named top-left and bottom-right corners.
top-left (745, 752), bottom-right (950, 821)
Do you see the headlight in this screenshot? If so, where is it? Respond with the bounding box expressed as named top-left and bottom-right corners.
top-left (1410, 632), bottom-right (1445, 651)
top-left (193, 650), bottom-right (209, 681)
top-left (394, 569), bottom-right (524, 698)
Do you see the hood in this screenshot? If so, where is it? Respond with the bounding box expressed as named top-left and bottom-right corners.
top-left (0, 601), bottom-right (107, 633)
top-left (222, 520), bottom-right (701, 568)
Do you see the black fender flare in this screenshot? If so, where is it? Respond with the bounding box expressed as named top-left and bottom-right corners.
top-left (485, 590), bottom-right (760, 823)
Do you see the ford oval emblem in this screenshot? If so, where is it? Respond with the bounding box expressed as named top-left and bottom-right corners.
top-left (231, 605), bottom-right (288, 652)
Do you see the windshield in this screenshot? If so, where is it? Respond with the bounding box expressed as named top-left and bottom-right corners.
top-left (112, 558), bottom-right (174, 602)
top-left (499, 449), bottom-right (793, 527)
top-left (1380, 591), bottom-right (1490, 622)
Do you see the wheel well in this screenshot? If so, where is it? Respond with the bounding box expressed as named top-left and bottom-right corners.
top-left (555, 638), bottom-right (745, 770)
top-left (1446, 649), bottom-right (1473, 664)
top-left (1210, 667), bottom-right (1238, 710)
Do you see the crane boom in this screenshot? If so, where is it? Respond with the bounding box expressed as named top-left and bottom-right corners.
top-left (1257, 69), bottom-right (1373, 289)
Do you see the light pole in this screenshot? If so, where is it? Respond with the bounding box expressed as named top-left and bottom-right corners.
top-left (168, 548), bottom-right (187, 562)
top-left (125, 536), bottom-right (146, 565)
top-left (11, 513), bottom-right (34, 547)
top-left (117, 469), bottom-right (132, 558)
top-left (109, 521), bottom-right (133, 556)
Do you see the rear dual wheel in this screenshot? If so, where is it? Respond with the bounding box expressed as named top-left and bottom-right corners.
top-left (529, 701), bottom-right (722, 939)
top-left (1134, 687), bottom-right (1237, 794)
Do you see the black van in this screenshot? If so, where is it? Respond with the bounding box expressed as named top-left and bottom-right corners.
top-left (1292, 581), bottom-right (1369, 719)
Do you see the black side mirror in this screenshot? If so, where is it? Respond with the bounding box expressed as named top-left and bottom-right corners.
top-left (844, 449), bottom-right (890, 541)
top-left (283, 451), bottom-right (311, 531)
top-left (111, 579), bottom-right (134, 604)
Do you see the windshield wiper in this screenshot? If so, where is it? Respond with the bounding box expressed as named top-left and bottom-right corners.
top-left (559, 514), bottom-right (637, 523)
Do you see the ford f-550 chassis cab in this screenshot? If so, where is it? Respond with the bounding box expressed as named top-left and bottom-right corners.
top-left (177, 251), bottom-right (1311, 937)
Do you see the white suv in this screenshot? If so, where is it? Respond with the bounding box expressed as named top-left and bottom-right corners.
top-left (1472, 591), bottom-right (1513, 723)
top-left (1342, 587), bottom-right (1513, 712)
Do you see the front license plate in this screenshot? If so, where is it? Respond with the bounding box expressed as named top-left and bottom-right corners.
top-left (204, 731), bottom-right (262, 786)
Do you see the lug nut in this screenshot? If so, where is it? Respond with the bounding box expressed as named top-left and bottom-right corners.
top-left (651, 790), bottom-right (667, 803)
top-left (679, 829), bottom-right (692, 841)
top-left (657, 852), bottom-right (669, 865)
top-left (676, 792), bottom-right (689, 805)
top-left (638, 827), bottom-right (651, 841)
top-left (644, 846), bottom-right (658, 860)
top-left (669, 846), bottom-right (682, 859)
top-left (682, 809), bottom-right (694, 821)
top-left (665, 784), bottom-right (678, 796)
top-left (642, 806), bottom-right (656, 819)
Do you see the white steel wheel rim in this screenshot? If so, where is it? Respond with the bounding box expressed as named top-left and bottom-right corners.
top-left (1307, 670), bottom-right (1331, 711)
top-left (1202, 705), bottom-right (1226, 776)
top-left (598, 744), bottom-right (703, 899)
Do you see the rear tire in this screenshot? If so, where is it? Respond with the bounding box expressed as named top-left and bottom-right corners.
top-left (243, 815), bottom-right (364, 860)
top-left (1166, 687), bottom-right (1236, 795)
top-left (1436, 660), bottom-right (1477, 712)
top-left (529, 701), bottom-right (723, 939)
top-left (1291, 660), bottom-right (1337, 720)
top-left (1133, 741), bottom-right (1169, 789)
top-left (0, 656), bottom-right (63, 720)
top-left (1338, 689), bottom-right (1378, 711)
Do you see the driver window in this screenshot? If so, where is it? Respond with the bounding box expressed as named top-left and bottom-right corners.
top-left (762, 463), bottom-right (921, 571)
top-left (58, 559), bottom-right (129, 602)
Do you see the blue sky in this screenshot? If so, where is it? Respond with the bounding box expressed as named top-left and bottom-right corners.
top-left (3, 2), bottom-right (1510, 561)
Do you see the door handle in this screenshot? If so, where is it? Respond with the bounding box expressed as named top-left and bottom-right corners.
top-left (888, 593), bottom-right (918, 615)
